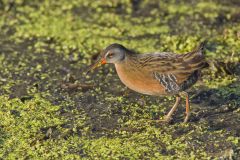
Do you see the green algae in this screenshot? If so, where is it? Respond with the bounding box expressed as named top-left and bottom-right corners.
top-left (0, 0), bottom-right (240, 159)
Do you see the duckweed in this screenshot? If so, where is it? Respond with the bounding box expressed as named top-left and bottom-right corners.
top-left (0, 0), bottom-right (240, 159)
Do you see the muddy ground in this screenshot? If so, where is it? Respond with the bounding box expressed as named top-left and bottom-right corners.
top-left (0, 0), bottom-right (240, 159)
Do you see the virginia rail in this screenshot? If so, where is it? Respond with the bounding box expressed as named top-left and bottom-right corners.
top-left (87, 42), bottom-right (208, 123)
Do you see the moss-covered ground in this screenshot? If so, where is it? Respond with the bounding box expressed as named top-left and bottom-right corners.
top-left (0, 0), bottom-right (240, 159)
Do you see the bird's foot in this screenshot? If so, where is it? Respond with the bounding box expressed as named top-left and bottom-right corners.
top-left (183, 113), bottom-right (190, 123)
top-left (149, 116), bottom-right (172, 124)
top-left (160, 116), bottom-right (172, 123)
top-left (146, 115), bottom-right (174, 125)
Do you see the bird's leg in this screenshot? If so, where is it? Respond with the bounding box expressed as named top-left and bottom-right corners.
top-left (163, 96), bottom-right (181, 122)
top-left (180, 91), bottom-right (190, 123)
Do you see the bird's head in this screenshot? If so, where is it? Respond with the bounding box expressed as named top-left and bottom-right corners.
top-left (86, 43), bottom-right (126, 74)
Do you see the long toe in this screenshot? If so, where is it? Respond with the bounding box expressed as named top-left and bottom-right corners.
top-left (158, 116), bottom-right (172, 124)
top-left (148, 117), bottom-right (171, 125)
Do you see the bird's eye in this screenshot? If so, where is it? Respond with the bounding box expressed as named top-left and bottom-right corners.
top-left (107, 52), bottom-right (114, 58)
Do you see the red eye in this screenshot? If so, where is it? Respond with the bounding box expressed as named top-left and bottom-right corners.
top-left (107, 53), bottom-right (114, 58)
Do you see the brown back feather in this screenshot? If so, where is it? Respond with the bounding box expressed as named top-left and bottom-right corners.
top-left (129, 42), bottom-right (208, 84)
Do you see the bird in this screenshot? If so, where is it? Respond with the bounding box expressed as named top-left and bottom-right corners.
top-left (87, 42), bottom-right (208, 123)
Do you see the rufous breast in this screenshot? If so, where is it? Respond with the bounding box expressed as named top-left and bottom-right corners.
top-left (115, 63), bottom-right (166, 96)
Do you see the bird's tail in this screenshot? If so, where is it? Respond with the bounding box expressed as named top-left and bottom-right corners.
top-left (196, 40), bottom-right (207, 53)
top-left (183, 41), bottom-right (209, 70)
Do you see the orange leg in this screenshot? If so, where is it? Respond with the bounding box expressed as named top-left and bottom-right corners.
top-left (182, 92), bottom-right (190, 123)
top-left (163, 96), bottom-right (181, 122)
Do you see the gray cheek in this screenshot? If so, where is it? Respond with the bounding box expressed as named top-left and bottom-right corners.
top-left (108, 57), bottom-right (119, 63)
top-left (110, 58), bottom-right (117, 63)
top-left (105, 57), bottom-right (114, 63)
top-left (119, 53), bottom-right (125, 61)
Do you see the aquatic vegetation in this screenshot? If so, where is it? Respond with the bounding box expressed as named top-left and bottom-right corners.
top-left (0, 0), bottom-right (239, 159)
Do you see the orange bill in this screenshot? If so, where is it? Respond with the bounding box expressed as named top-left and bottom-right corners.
top-left (86, 58), bottom-right (106, 74)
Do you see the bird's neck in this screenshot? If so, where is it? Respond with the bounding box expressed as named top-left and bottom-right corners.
top-left (114, 53), bottom-right (140, 71)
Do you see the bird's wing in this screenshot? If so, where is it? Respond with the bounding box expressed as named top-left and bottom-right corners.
top-left (138, 45), bottom-right (208, 92)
